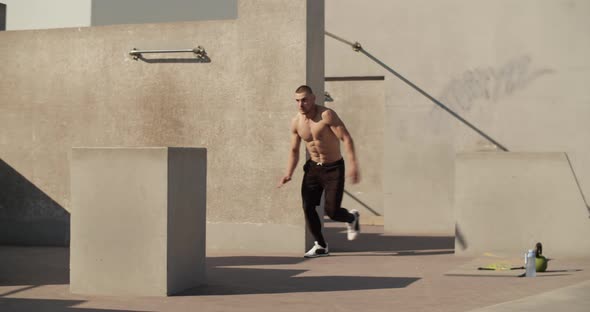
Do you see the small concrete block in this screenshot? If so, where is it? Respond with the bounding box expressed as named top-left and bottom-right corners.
top-left (455, 152), bottom-right (590, 258)
top-left (70, 147), bottom-right (206, 296)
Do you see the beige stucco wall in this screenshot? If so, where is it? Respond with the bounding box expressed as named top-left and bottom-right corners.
top-left (326, 0), bottom-right (590, 235)
top-left (325, 79), bottom-right (385, 224)
top-left (0, 0), bottom-right (324, 252)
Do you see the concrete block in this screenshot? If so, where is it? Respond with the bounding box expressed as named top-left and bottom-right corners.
top-left (70, 147), bottom-right (206, 296)
top-left (455, 152), bottom-right (590, 258)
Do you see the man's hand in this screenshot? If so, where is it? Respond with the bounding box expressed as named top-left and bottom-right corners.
top-left (347, 165), bottom-right (360, 184)
top-left (277, 175), bottom-right (292, 188)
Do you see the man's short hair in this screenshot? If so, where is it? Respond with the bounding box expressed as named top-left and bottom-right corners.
top-left (295, 85), bottom-right (313, 94)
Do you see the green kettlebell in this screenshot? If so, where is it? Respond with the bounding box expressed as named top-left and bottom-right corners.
top-left (535, 242), bottom-right (548, 272)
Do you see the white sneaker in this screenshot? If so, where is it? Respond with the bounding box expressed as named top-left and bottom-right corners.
top-left (304, 241), bottom-right (329, 258)
top-left (347, 210), bottom-right (360, 240)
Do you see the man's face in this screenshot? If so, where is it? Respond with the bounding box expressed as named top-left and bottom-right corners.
top-left (295, 92), bottom-right (315, 114)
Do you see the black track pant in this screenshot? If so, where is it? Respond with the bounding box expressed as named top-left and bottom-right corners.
top-left (301, 158), bottom-right (354, 247)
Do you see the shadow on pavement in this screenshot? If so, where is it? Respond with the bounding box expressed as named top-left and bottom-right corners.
top-left (0, 298), bottom-right (148, 312)
top-left (0, 224), bottom-right (449, 297)
top-left (176, 227), bottom-right (446, 296)
top-left (206, 256), bottom-right (304, 267)
top-left (323, 225), bottom-right (455, 255)
top-left (178, 265), bottom-right (419, 296)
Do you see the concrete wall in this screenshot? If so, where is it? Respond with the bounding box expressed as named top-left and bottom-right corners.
top-left (1, 0), bottom-right (236, 31)
top-left (325, 78), bottom-right (385, 224)
top-left (0, 0), bottom-right (324, 252)
top-left (0, 159), bottom-right (69, 245)
top-left (326, 0), bottom-right (590, 235)
top-left (455, 152), bottom-right (590, 258)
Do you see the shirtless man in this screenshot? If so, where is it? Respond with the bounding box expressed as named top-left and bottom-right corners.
top-left (278, 85), bottom-right (360, 258)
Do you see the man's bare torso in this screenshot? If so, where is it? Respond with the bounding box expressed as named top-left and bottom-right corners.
top-left (294, 105), bottom-right (342, 163)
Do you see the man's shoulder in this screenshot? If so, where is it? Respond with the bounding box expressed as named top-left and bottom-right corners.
top-left (290, 114), bottom-right (301, 131)
top-left (319, 106), bottom-right (338, 121)
top-left (318, 105), bottom-right (336, 113)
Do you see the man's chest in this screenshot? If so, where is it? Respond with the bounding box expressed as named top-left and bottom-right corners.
top-left (297, 119), bottom-right (330, 142)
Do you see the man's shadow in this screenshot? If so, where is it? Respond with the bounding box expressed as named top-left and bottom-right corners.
top-left (179, 225), bottom-right (452, 296)
top-left (179, 255), bottom-right (419, 296)
top-left (322, 222), bottom-right (455, 256)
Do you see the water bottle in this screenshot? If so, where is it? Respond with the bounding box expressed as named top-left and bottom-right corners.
top-left (525, 249), bottom-right (536, 277)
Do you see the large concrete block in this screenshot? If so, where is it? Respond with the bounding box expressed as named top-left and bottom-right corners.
top-left (455, 152), bottom-right (590, 258)
top-left (70, 147), bottom-right (206, 296)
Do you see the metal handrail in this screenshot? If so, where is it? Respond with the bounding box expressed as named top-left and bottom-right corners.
top-left (325, 31), bottom-right (509, 152)
top-left (129, 46), bottom-right (207, 60)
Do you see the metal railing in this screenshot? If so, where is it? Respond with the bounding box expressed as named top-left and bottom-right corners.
top-left (325, 31), bottom-right (509, 152)
top-left (129, 46), bottom-right (207, 61)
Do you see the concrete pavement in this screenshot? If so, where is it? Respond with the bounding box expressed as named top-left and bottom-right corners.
top-left (467, 280), bottom-right (590, 312)
top-left (1, 224), bottom-right (588, 311)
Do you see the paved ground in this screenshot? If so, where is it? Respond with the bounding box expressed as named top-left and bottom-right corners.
top-left (1, 223), bottom-right (588, 312)
top-left (467, 280), bottom-right (590, 312)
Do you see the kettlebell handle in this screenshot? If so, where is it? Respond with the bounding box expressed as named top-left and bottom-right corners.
top-left (535, 242), bottom-right (543, 256)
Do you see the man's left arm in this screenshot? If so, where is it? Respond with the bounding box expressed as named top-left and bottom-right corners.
top-left (326, 110), bottom-right (360, 184)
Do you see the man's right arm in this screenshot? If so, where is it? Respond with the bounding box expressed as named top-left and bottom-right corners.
top-left (278, 118), bottom-right (301, 188)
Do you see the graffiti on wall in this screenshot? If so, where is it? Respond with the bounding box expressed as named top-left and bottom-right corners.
top-left (438, 55), bottom-right (555, 112)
